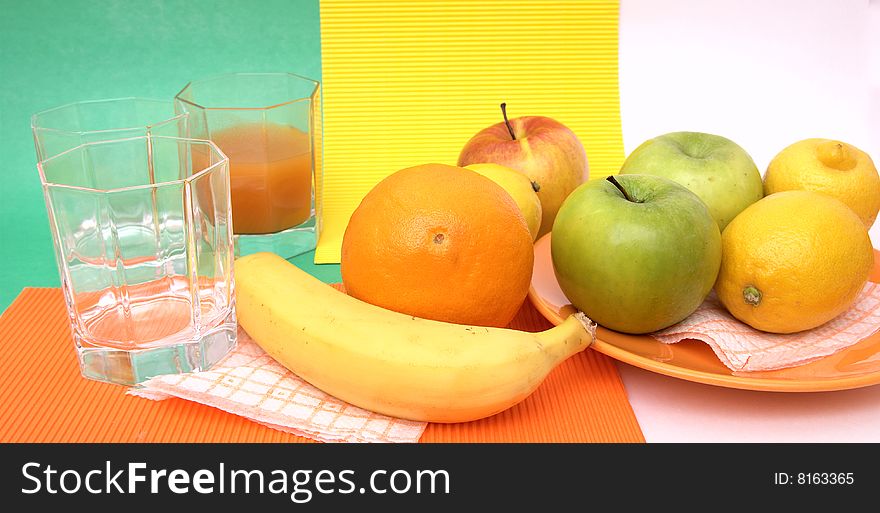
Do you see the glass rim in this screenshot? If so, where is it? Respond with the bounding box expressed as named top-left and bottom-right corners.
top-left (174, 72), bottom-right (320, 111)
top-left (31, 96), bottom-right (186, 135)
top-left (37, 135), bottom-right (229, 194)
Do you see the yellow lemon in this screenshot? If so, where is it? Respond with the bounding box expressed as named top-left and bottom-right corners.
top-left (465, 163), bottom-right (543, 240)
top-left (715, 190), bottom-right (873, 334)
top-left (764, 138), bottom-right (880, 228)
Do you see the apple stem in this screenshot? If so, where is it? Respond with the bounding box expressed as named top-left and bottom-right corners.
top-left (606, 175), bottom-right (636, 202)
top-left (500, 103), bottom-right (516, 141)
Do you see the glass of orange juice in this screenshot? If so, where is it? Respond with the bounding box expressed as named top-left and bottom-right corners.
top-left (174, 73), bottom-right (322, 259)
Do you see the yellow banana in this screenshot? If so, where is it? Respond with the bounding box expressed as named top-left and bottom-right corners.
top-left (234, 252), bottom-right (596, 423)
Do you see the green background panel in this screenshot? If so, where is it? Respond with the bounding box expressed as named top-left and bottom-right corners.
top-left (0, 0), bottom-right (337, 312)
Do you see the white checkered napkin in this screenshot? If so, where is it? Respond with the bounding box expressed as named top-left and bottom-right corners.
top-left (650, 283), bottom-right (880, 372)
top-left (128, 327), bottom-right (427, 443)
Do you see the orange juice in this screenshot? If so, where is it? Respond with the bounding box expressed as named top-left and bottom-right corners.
top-left (210, 122), bottom-right (313, 234)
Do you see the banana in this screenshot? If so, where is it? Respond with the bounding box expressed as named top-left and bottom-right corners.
top-left (234, 252), bottom-right (596, 423)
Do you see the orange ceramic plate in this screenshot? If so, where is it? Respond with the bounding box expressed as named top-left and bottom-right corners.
top-left (528, 233), bottom-right (880, 392)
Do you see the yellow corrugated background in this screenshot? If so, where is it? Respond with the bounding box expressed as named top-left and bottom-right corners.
top-left (316, 0), bottom-right (624, 263)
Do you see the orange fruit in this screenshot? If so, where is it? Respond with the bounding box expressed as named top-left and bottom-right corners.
top-left (341, 163), bottom-right (535, 327)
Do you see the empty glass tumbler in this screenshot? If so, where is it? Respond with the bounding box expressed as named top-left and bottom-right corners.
top-left (174, 72), bottom-right (322, 259)
top-left (31, 97), bottom-right (186, 161)
top-left (37, 135), bottom-right (237, 385)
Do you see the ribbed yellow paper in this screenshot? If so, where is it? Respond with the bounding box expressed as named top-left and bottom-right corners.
top-left (316, 0), bottom-right (624, 263)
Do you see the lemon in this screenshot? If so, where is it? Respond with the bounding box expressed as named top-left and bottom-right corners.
top-left (764, 138), bottom-right (880, 228)
top-left (465, 163), bottom-right (543, 240)
top-left (715, 190), bottom-right (874, 334)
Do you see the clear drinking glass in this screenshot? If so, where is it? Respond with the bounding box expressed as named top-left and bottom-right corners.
top-left (174, 72), bottom-right (322, 259)
top-left (31, 97), bottom-right (186, 162)
top-left (37, 135), bottom-right (237, 386)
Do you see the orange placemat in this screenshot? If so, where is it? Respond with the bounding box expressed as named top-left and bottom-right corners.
top-left (0, 287), bottom-right (643, 443)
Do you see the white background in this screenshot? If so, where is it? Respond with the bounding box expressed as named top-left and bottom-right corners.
top-left (616, 0), bottom-right (880, 442)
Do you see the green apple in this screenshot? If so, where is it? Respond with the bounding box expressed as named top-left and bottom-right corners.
top-left (551, 174), bottom-right (721, 334)
top-left (618, 131), bottom-right (763, 231)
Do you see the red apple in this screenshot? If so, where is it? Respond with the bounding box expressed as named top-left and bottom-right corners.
top-left (457, 104), bottom-right (588, 237)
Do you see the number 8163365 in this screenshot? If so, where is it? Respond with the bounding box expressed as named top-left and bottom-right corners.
top-left (774, 472), bottom-right (854, 485)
